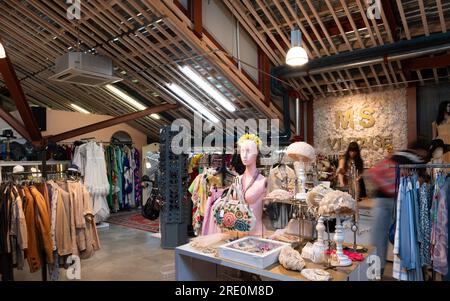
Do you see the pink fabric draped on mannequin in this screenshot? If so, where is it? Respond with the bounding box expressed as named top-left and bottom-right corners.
top-left (202, 187), bottom-right (225, 236)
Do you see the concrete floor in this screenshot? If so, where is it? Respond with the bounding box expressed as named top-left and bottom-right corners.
top-left (14, 224), bottom-right (175, 281)
top-left (12, 224), bottom-right (396, 281)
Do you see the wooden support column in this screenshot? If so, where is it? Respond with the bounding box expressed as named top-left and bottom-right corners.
top-left (406, 86), bottom-right (417, 145)
top-left (258, 47), bottom-right (271, 107)
top-left (0, 41), bottom-right (42, 142)
top-left (381, 0), bottom-right (399, 41)
top-left (46, 104), bottom-right (179, 143)
top-left (306, 100), bottom-right (314, 145)
top-left (189, 0), bottom-right (203, 39)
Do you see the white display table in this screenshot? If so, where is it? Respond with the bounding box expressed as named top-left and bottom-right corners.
top-left (175, 242), bottom-right (376, 281)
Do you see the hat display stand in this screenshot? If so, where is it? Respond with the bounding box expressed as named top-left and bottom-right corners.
top-left (331, 214), bottom-right (352, 267)
top-left (346, 163), bottom-right (366, 253)
top-left (286, 142), bottom-right (316, 201)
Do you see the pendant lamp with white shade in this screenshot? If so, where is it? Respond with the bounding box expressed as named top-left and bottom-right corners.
top-left (286, 28), bottom-right (308, 66)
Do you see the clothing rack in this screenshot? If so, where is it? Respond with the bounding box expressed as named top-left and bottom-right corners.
top-left (0, 160), bottom-right (69, 281)
top-left (393, 161), bottom-right (449, 281)
top-left (0, 161), bottom-right (71, 184)
top-left (389, 163), bottom-right (450, 168)
top-left (57, 140), bottom-right (134, 145)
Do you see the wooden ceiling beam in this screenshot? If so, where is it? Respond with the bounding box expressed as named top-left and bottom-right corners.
top-left (46, 104), bottom-right (179, 143)
top-left (436, 0), bottom-right (447, 33)
top-left (402, 53), bottom-right (450, 70)
top-left (0, 105), bottom-right (32, 142)
top-left (381, 0), bottom-right (399, 41)
top-left (0, 42), bottom-right (42, 142)
top-left (189, 0), bottom-right (203, 39)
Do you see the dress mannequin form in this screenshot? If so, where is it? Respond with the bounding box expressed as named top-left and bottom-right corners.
top-left (237, 139), bottom-right (267, 236)
top-left (432, 101), bottom-right (450, 163)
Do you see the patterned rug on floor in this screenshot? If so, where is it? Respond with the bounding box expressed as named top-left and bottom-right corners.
top-left (106, 210), bottom-right (159, 233)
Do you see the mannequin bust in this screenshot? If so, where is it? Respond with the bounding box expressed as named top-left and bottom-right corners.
top-left (428, 139), bottom-right (449, 177)
top-left (236, 136), bottom-right (267, 236)
top-left (432, 101), bottom-right (450, 163)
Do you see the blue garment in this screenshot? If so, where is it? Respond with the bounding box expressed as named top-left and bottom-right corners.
top-left (399, 178), bottom-right (415, 270)
top-left (398, 176), bottom-right (423, 281)
top-left (446, 176), bottom-right (450, 281)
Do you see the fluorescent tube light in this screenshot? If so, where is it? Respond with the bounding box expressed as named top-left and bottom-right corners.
top-left (0, 43), bottom-right (6, 59)
top-left (105, 84), bottom-right (147, 111)
top-left (71, 103), bottom-right (90, 114)
top-left (166, 83), bottom-right (219, 123)
top-left (179, 65), bottom-right (236, 112)
top-left (150, 113), bottom-right (161, 120)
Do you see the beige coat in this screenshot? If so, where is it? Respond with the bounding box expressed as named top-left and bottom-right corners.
top-left (54, 181), bottom-right (100, 259)
top-left (267, 165), bottom-right (296, 193)
top-left (48, 181), bottom-right (73, 256)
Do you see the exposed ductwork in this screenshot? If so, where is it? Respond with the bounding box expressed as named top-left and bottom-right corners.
top-left (273, 32), bottom-right (450, 79)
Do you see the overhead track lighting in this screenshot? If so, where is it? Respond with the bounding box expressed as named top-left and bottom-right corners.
top-left (178, 65), bottom-right (236, 112)
top-left (105, 84), bottom-right (147, 111)
top-left (0, 43), bottom-right (6, 59)
top-left (150, 113), bottom-right (161, 120)
top-left (166, 83), bottom-right (219, 124)
top-left (71, 103), bottom-right (90, 114)
top-left (286, 28), bottom-right (308, 66)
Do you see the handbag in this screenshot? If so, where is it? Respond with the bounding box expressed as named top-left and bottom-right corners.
top-left (212, 178), bottom-right (256, 232)
top-left (142, 189), bottom-right (161, 221)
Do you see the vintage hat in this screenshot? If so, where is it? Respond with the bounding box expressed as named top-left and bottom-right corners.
top-left (1, 129), bottom-right (16, 139)
top-left (286, 141), bottom-right (316, 162)
top-left (429, 139), bottom-right (450, 155)
top-left (12, 165), bottom-right (25, 174)
top-left (67, 164), bottom-right (80, 173)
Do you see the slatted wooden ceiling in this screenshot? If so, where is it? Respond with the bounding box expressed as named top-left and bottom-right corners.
top-left (0, 0), bottom-right (273, 140)
top-left (224, 0), bottom-right (450, 99)
top-left (1, 0), bottom-right (449, 139)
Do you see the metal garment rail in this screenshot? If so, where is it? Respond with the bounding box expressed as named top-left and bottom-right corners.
top-left (388, 163), bottom-right (450, 168)
top-left (0, 161), bottom-right (70, 183)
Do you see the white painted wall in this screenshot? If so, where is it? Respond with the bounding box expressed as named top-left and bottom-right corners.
top-left (202, 0), bottom-right (259, 82)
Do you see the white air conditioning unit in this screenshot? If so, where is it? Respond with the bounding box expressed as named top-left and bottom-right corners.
top-left (49, 52), bottom-right (122, 86)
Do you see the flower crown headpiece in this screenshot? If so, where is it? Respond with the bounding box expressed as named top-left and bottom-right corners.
top-left (237, 133), bottom-right (262, 150)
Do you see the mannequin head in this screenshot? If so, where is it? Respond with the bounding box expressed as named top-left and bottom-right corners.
top-left (436, 101), bottom-right (450, 125)
top-left (237, 133), bottom-right (261, 167)
top-left (239, 139), bottom-right (258, 166)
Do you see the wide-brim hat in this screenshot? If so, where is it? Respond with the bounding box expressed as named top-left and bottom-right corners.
top-left (1, 129), bottom-right (16, 139)
top-left (12, 165), bottom-right (25, 174)
top-left (430, 139), bottom-right (450, 155)
top-left (286, 141), bottom-right (316, 162)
